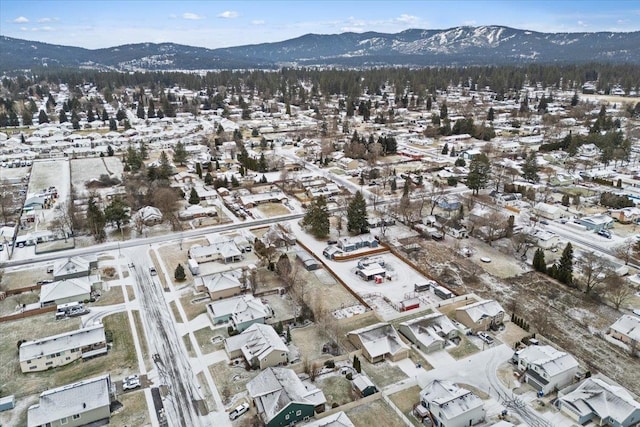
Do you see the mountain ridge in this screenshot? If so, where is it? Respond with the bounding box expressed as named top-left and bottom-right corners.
top-left (2, 25), bottom-right (639, 72)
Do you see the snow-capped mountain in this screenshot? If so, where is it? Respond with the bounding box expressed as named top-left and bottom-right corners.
top-left (2, 26), bottom-right (639, 72)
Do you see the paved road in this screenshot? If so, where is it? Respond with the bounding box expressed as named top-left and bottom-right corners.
top-left (128, 248), bottom-right (206, 427)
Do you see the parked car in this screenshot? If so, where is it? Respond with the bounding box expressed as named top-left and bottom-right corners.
top-left (478, 332), bottom-right (494, 345)
top-left (229, 402), bottom-right (249, 420)
top-left (597, 229), bottom-right (612, 239)
top-left (123, 375), bottom-right (141, 390)
top-left (149, 266), bottom-right (157, 276)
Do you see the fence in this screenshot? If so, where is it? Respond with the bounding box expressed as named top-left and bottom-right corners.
top-left (4, 284), bottom-right (41, 296)
top-left (0, 305), bottom-right (56, 323)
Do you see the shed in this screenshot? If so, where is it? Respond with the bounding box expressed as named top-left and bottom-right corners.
top-left (352, 375), bottom-right (378, 397)
top-left (296, 250), bottom-right (320, 271)
top-left (0, 395), bottom-right (15, 412)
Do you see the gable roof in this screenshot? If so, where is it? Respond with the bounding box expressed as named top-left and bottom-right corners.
top-left (225, 323), bottom-right (288, 362)
top-left (20, 323), bottom-right (105, 362)
top-left (559, 378), bottom-right (640, 425)
top-left (304, 411), bottom-right (355, 427)
top-left (196, 269), bottom-right (243, 294)
top-left (516, 345), bottom-right (579, 377)
top-left (399, 312), bottom-right (458, 348)
top-left (610, 314), bottom-right (640, 342)
top-left (39, 278), bottom-right (91, 304)
top-left (348, 323), bottom-right (409, 359)
top-left (420, 380), bottom-right (484, 422)
top-left (247, 367), bottom-right (326, 424)
top-left (456, 300), bottom-right (505, 323)
top-left (52, 256), bottom-right (95, 279)
top-left (27, 374), bottom-right (111, 427)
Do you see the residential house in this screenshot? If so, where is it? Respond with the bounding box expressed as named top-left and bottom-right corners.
top-left (322, 246), bottom-right (343, 260)
top-left (134, 206), bottom-right (163, 225)
top-left (24, 196), bottom-right (47, 211)
top-left (512, 345), bottom-right (579, 394)
top-left (347, 323), bottom-right (410, 363)
top-left (295, 250), bottom-right (320, 271)
top-left (351, 375), bottom-right (378, 397)
top-left (337, 234), bottom-right (378, 252)
top-left (239, 190), bottom-right (287, 208)
top-left (178, 204), bottom-right (218, 220)
top-left (533, 202), bottom-right (563, 220)
top-left (609, 207), bottom-right (640, 224)
top-left (195, 269), bottom-right (245, 300)
top-left (609, 315), bottom-right (640, 348)
top-left (531, 229), bottom-right (560, 250)
top-left (27, 374), bottom-right (114, 427)
top-left (398, 312), bottom-right (459, 353)
top-left (577, 214), bottom-right (615, 232)
top-left (207, 295), bottom-right (272, 332)
top-left (455, 300), bottom-right (505, 332)
top-left (557, 377), bottom-right (640, 427)
top-left (188, 240), bottom-right (242, 264)
top-left (419, 380), bottom-right (485, 427)
top-left (262, 224), bottom-right (296, 248)
top-left (224, 323), bottom-right (289, 369)
top-left (247, 367), bottom-right (326, 427)
top-left (39, 277), bottom-right (96, 307)
top-left (52, 255), bottom-right (97, 281)
top-left (356, 263), bottom-right (386, 281)
top-left (459, 148), bottom-right (482, 160)
top-left (20, 324), bottom-right (107, 372)
top-left (303, 412), bottom-right (355, 427)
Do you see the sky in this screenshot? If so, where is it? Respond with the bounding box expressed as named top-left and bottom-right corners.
top-left (1, 1), bottom-right (639, 50)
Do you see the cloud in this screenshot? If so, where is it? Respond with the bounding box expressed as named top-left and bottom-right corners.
top-left (577, 20), bottom-right (588, 27)
top-left (340, 26), bottom-right (366, 33)
top-left (182, 12), bottom-right (204, 20)
top-left (463, 20), bottom-right (477, 26)
top-left (251, 20), bottom-right (265, 25)
top-left (19, 27), bottom-right (28, 31)
top-left (13, 16), bottom-right (29, 23)
top-left (37, 17), bottom-right (57, 23)
top-left (395, 14), bottom-right (419, 25)
top-left (40, 26), bottom-right (54, 32)
top-left (218, 11), bottom-right (239, 19)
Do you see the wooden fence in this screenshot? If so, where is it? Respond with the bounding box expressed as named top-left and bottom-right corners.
top-left (0, 305), bottom-right (55, 323)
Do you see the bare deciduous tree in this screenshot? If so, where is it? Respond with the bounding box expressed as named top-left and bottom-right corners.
top-left (577, 251), bottom-right (613, 295)
top-left (605, 276), bottom-right (635, 310)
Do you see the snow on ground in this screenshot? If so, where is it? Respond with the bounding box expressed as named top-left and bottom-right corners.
top-left (70, 157), bottom-right (123, 197)
top-left (26, 159), bottom-right (70, 225)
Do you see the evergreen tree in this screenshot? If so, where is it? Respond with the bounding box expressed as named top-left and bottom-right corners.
top-left (101, 109), bottom-right (109, 122)
top-left (147, 99), bottom-right (156, 118)
top-left (104, 196), bottom-right (130, 231)
top-left (204, 172), bottom-right (214, 185)
top-left (22, 110), bottom-right (33, 126)
top-left (533, 248), bottom-right (547, 273)
top-left (570, 92), bottom-right (579, 107)
top-left (466, 153), bottom-right (491, 195)
top-left (259, 153), bottom-right (267, 172)
top-left (522, 152), bottom-right (540, 182)
top-left (59, 110), bottom-right (68, 123)
top-left (557, 243), bottom-right (574, 286)
top-left (136, 102), bottom-right (145, 119)
top-left (173, 141), bottom-right (188, 166)
top-left (107, 145), bottom-right (114, 157)
top-left (188, 188), bottom-right (200, 205)
top-left (347, 191), bottom-right (368, 235)
top-left (231, 175), bottom-right (240, 187)
top-left (116, 109), bottom-right (127, 122)
top-left (440, 102), bottom-right (448, 119)
top-left (87, 197), bottom-right (106, 242)
top-left (441, 143), bottom-right (449, 155)
top-left (174, 264), bottom-right (186, 281)
top-left (109, 118), bottom-right (117, 131)
top-left (38, 110), bottom-right (49, 124)
top-left (87, 108), bottom-right (95, 122)
top-left (195, 162), bottom-right (202, 179)
top-left (302, 195), bottom-right (330, 238)
top-left (487, 107), bottom-right (495, 121)
top-left (157, 150), bottom-right (172, 179)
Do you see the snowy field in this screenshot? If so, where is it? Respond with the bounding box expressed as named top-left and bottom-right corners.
top-left (71, 157), bottom-right (124, 197)
top-left (27, 159), bottom-right (69, 200)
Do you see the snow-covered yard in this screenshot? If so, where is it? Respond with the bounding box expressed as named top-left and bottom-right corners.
top-left (70, 157), bottom-right (123, 197)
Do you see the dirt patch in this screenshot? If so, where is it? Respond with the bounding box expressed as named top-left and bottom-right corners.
top-left (361, 360), bottom-right (408, 389)
top-left (291, 324), bottom-right (331, 362)
top-left (256, 202), bottom-right (290, 217)
top-left (209, 361), bottom-right (260, 405)
top-left (317, 375), bottom-right (356, 407)
top-left (447, 336), bottom-right (480, 360)
top-left (1, 267), bottom-right (50, 290)
top-left (126, 285), bottom-right (135, 301)
top-left (0, 292), bottom-right (39, 316)
top-left (389, 385), bottom-right (422, 427)
top-left (194, 326), bottom-right (219, 354)
top-left (346, 398), bottom-right (406, 427)
top-left (111, 389), bottom-right (150, 427)
top-left (91, 285), bottom-right (124, 306)
top-left (179, 290), bottom-right (209, 321)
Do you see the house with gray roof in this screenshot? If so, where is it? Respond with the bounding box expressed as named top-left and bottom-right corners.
top-left (455, 299), bottom-right (505, 332)
top-left (303, 411), bottom-right (355, 427)
top-left (207, 294), bottom-right (272, 331)
top-left (247, 367), bottom-right (326, 427)
top-left (225, 323), bottom-right (289, 369)
top-left (347, 323), bottom-right (409, 363)
top-left (609, 315), bottom-right (640, 350)
top-left (513, 344), bottom-right (579, 394)
top-left (419, 380), bottom-right (485, 427)
top-left (195, 268), bottom-right (245, 300)
top-left (39, 278), bottom-right (96, 307)
top-left (27, 374), bottom-right (114, 427)
top-left (557, 377), bottom-right (640, 427)
top-left (20, 323), bottom-right (107, 372)
top-left (398, 312), bottom-right (459, 353)
top-left (52, 255), bottom-right (97, 281)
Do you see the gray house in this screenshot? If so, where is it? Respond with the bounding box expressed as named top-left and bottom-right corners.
top-left (27, 374), bottom-right (114, 427)
top-left (52, 256), bottom-right (98, 281)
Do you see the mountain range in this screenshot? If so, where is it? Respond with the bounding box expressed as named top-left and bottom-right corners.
top-left (2, 25), bottom-right (639, 72)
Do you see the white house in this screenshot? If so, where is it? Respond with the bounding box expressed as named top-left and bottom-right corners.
top-left (534, 202), bottom-right (563, 220)
top-left (609, 315), bottom-right (640, 349)
top-left (557, 377), bottom-right (640, 427)
top-left (207, 294), bottom-right (272, 332)
top-left (224, 323), bottom-right (289, 369)
top-left (347, 323), bottom-right (410, 363)
top-left (27, 374), bottom-right (114, 427)
top-left (420, 380), bottom-right (485, 427)
top-left (512, 345), bottom-right (579, 394)
top-left (398, 312), bottom-right (459, 353)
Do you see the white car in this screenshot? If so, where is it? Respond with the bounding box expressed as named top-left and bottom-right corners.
top-left (229, 402), bottom-right (249, 420)
top-left (123, 375), bottom-right (141, 390)
top-left (477, 332), bottom-right (494, 345)
top-left (149, 267), bottom-right (157, 276)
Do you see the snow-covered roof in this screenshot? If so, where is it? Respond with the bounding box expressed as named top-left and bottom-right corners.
top-left (225, 323), bottom-right (288, 362)
top-left (348, 323), bottom-right (409, 359)
top-left (516, 345), bottom-right (579, 377)
top-left (399, 312), bottom-right (458, 348)
top-left (559, 378), bottom-right (640, 425)
top-left (456, 300), bottom-right (504, 323)
top-left (420, 380), bottom-right (484, 422)
top-left (196, 269), bottom-right (243, 294)
top-left (39, 278), bottom-right (92, 305)
top-left (20, 324), bottom-right (105, 362)
top-left (352, 375), bottom-right (375, 392)
top-left (610, 315), bottom-right (640, 342)
top-left (52, 255), bottom-right (96, 279)
top-left (247, 367), bottom-right (326, 424)
top-left (303, 411), bottom-right (355, 427)
top-left (27, 375), bottom-right (111, 427)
